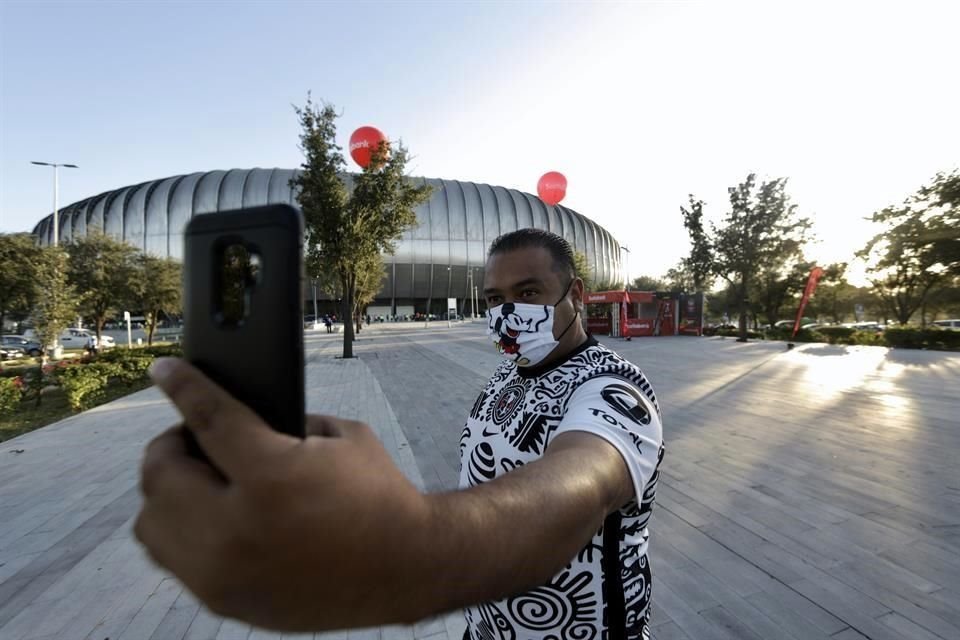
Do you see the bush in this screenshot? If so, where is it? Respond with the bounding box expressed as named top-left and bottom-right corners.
top-left (55, 362), bottom-right (122, 411)
top-left (114, 356), bottom-right (153, 383)
top-left (715, 327), bottom-right (764, 339)
top-left (139, 344), bottom-right (183, 358)
top-left (91, 348), bottom-right (161, 383)
top-left (848, 330), bottom-right (886, 346)
top-left (0, 377), bottom-right (20, 414)
top-left (764, 326), bottom-right (821, 342)
top-left (0, 367), bottom-right (28, 379)
top-left (816, 327), bottom-right (856, 344)
top-left (884, 327), bottom-right (960, 350)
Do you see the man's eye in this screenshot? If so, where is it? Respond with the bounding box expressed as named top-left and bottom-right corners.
top-left (520, 289), bottom-right (538, 298)
top-left (487, 296), bottom-right (503, 305)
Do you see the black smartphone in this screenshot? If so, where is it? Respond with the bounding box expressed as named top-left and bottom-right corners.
top-left (182, 204), bottom-right (306, 443)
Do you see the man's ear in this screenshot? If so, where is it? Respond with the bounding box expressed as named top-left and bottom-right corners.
top-left (572, 277), bottom-right (585, 311)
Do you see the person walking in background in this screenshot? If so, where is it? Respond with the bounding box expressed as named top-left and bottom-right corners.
top-left (86, 333), bottom-right (99, 356)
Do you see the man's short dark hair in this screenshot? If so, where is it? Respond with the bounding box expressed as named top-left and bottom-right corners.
top-left (488, 228), bottom-right (576, 278)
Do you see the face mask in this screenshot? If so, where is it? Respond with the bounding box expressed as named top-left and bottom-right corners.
top-left (486, 281), bottom-right (579, 367)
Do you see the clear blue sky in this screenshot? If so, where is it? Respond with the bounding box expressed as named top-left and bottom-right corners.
top-left (2, 0), bottom-right (957, 281)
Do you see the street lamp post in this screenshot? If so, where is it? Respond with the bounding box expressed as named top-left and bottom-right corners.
top-left (467, 268), bottom-right (475, 320)
top-left (620, 245), bottom-right (631, 289)
top-left (31, 161), bottom-right (79, 247)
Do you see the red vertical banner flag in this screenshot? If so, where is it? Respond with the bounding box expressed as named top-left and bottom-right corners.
top-left (621, 291), bottom-right (630, 338)
top-left (792, 266), bottom-right (825, 338)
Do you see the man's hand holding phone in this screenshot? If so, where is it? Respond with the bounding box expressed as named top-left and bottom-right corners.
top-left (134, 358), bottom-right (433, 631)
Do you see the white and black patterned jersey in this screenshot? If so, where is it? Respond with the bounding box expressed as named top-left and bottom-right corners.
top-left (459, 336), bottom-right (665, 640)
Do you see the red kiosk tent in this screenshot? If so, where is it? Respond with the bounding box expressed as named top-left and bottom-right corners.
top-left (585, 290), bottom-right (705, 337)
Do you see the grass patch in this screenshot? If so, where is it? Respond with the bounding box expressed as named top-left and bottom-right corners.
top-left (0, 378), bottom-right (153, 443)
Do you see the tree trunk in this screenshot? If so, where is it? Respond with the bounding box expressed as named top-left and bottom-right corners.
top-left (737, 281), bottom-right (749, 342)
top-left (341, 282), bottom-right (355, 359)
top-left (96, 316), bottom-right (105, 342)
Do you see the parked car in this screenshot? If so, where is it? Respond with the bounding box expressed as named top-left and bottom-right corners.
top-left (1, 335), bottom-right (44, 357)
top-left (0, 346), bottom-right (24, 361)
top-left (932, 319), bottom-right (960, 331)
top-left (57, 328), bottom-right (116, 350)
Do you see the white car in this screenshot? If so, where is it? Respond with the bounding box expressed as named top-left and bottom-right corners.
top-left (932, 319), bottom-right (960, 331)
top-left (58, 328), bottom-right (116, 349)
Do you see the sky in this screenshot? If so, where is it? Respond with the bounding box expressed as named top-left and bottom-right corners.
top-left (1, 0), bottom-right (958, 285)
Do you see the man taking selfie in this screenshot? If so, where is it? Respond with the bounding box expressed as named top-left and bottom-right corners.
top-left (136, 229), bottom-right (664, 640)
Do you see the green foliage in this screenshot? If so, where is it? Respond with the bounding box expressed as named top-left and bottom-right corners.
top-left (682, 175), bottom-right (812, 340)
top-left (883, 327), bottom-right (960, 350)
top-left (290, 95), bottom-right (431, 357)
top-left (32, 247), bottom-right (77, 357)
top-left (139, 343), bottom-right (184, 358)
top-left (90, 347), bottom-right (156, 382)
top-left (0, 233), bottom-right (42, 332)
top-left (814, 326), bottom-right (857, 344)
top-left (354, 252), bottom-right (386, 312)
top-left (756, 325), bottom-right (955, 350)
top-left (132, 255), bottom-right (182, 345)
top-left (663, 263), bottom-right (695, 292)
top-left (65, 233), bottom-right (139, 340)
top-left (96, 343), bottom-right (182, 360)
top-left (858, 170), bottom-right (960, 324)
top-left (0, 377), bottom-right (21, 414)
top-left (631, 275), bottom-right (666, 291)
top-left (56, 363), bottom-right (115, 411)
top-left (573, 252), bottom-right (594, 291)
top-left (917, 170), bottom-right (960, 277)
top-left (678, 197), bottom-right (714, 291)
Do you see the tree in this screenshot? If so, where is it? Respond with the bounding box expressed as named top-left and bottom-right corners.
top-left (752, 259), bottom-right (814, 327)
top-left (857, 171), bottom-right (959, 325)
top-left (630, 275), bottom-right (666, 291)
top-left (679, 197), bottom-right (714, 291)
top-left (711, 174), bottom-right (812, 340)
top-left (573, 252), bottom-right (594, 292)
top-left (663, 263), bottom-right (695, 292)
top-left (353, 253), bottom-right (386, 325)
top-left (0, 233), bottom-right (42, 332)
top-left (803, 264), bottom-right (857, 324)
top-left (919, 170), bottom-right (960, 277)
top-left (31, 247), bottom-right (76, 358)
top-left (65, 232), bottom-right (139, 341)
top-left (291, 96), bottom-right (431, 358)
top-left (926, 277), bottom-right (960, 320)
top-left (132, 255), bottom-right (182, 346)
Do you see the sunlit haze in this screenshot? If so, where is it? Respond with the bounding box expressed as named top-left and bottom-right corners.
top-left (2, 1), bottom-right (957, 286)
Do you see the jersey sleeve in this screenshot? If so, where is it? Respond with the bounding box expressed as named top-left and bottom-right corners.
top-left (555, 375), bottom-right (663, 507)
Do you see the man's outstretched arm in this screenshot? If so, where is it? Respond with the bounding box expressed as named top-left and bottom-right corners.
top-left (135, 359), bottom-right (632, 632)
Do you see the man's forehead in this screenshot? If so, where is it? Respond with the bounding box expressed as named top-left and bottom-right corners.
top-left (486, 246), bottom-right (554, 269)
top-left (484, 248), bottom-right (563, 288)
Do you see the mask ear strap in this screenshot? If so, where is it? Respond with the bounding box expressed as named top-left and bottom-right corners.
top-left (555, 304), bottom-right (580, 342)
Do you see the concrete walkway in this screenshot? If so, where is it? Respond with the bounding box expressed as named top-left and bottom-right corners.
top-left (1, 323), bottom-right (958, 640)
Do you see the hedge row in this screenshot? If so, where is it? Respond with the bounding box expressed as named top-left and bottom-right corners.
top-left (0, 344), bottom-right (183, 415)
top-left (714, 325), bottom-right (959, 350)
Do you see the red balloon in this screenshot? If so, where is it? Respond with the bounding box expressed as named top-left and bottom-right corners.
top-left (537, 171), bottom-right (567, 206)
top-left (349, 126), bottom-right (388, 168)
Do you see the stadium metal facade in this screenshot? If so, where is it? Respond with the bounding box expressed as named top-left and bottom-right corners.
top-left (32, 169), bottom-right (624, 316)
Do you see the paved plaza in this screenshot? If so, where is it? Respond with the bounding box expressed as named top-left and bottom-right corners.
top-left (1, 323), bottom-right (958, 640)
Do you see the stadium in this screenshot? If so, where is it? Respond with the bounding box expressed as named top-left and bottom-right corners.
top-left (31, 168), bottom-right (625, 318)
